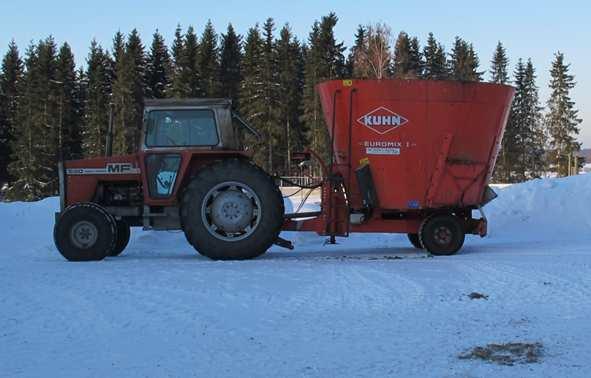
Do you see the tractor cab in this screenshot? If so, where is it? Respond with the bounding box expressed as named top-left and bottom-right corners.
top-left (142, 98), bottom-right (244, 151)
top-left (140, 99), bottom-right (259, 197)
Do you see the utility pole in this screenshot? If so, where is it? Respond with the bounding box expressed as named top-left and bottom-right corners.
top-left (286, 119), bottom-right (291, 174)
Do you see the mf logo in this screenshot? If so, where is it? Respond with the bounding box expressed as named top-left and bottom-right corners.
top-left (106, 163), bottom-right (140, 174)
top-left (357, 106), bottom-right (409, 135)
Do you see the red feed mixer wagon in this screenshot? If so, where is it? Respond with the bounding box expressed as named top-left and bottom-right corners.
top-left (53, 79), bottom-right (514, 261)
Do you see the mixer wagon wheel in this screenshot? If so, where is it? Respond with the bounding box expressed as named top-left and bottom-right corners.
top-left (419, 214), bottom-right (465, 256)
top-left (407, 233), bottom-right (424, 249)
top-left (180, 159), bottom-right (284, 260)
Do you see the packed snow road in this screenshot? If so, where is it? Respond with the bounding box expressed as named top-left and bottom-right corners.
top-left (1, 175), bottom-right (590, 377)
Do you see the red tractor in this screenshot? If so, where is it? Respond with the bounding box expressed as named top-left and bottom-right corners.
top-left (54, 98), bottom-right (285, 261)
top-left (54, 79), bottom-right (514, 261)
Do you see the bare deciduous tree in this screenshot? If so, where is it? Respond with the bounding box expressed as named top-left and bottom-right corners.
top-left (354, 23), bottom-right (393, 79)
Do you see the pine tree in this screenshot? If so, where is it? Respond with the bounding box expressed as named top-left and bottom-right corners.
top-left (8, 37), bottom-right (60, 199)
top-left (170, 25), bottom-right (200, 97)
top-left (239, 25), bottom-right (266, 165)
top-left (7, 43), bottom-right (42, 199)
top-left (449, 37), bottom-right (482, 82)
top-left (198, 20), bottom-right (220, 97)
top-left (393, 32), bottom-right (411, 78)
top-left (112, 30), bottom-right (125, 69)
top-left (276, 24), bottom-right (305, 173)
top-left (146, 30), bottom-right (171, 99)
top-left (497, 58), bottom-right (546, 182)
top-left (347, 25), bottom-right (367, 78)
top-left (408, 37), bottom-right (423, 77)
top-left (522, 59), bottom-right (546, 178)
top-left (545, 52), bottom-right (582, 176)
top-left (81, 40), bottom-right (112, 157)
top-left (0, 40), bottom-right (23, 187)
top-left (111, 41), bottom-right (134, 154)
top-left (169, 24), bottom-right (186, 97)
top-left (496, 59), bottom-right (525, 182)
top-left (260, 18), bottom-right (282, 172)
top-left (422, 33), bottom-right (448, 80)
top-left (55, 42), bottom-right (82, 160)
top-left (110, 29), bottom-right (147, 154)
top-left (182, 26), bottom-right (201, 97)
top-left (393, 32), bottom-right (422, 78)
top-left (111, 31), bottom-right (125, 75)
top-left (490, 41), bottom-right (509, 84)
top-left (302, 13), bottom-right (345, 165)
top-left (219, 23), bottom-right (242, 109)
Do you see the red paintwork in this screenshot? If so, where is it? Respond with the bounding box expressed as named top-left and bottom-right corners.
top-left (284, 79), bottom-right (514, 236)
top-left (64, 150), bottom-right (248, 207)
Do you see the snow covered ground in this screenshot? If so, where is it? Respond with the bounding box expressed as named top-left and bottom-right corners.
top-left (1, 175), bottom-right (591, 377)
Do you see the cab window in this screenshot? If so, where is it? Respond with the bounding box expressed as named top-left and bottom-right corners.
top-left (145, 109), bottom-right (219, 147)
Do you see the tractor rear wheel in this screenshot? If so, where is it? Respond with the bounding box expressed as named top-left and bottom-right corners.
top-left (53, 203), bottom-right (117, 261)
top-left (181, 159), bottom-right (284, 260)
top-left (110, 220), bottom-right (131, 256)
top-left (407, 233), bottom-right (423, 249)
top-left (419, 214), bottom-right (465, 256)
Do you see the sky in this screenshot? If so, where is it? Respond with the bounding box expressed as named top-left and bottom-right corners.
top-left (1, 0), bottom-right (589, 147)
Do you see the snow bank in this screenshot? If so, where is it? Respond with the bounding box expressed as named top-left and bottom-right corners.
top-left (483, 174), bottom-right (591, 242)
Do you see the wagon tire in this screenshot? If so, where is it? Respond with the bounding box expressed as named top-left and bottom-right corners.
top-left (181, 159), bottom-right (284, 260)
top-left (110, 220), bottom-right (131, 256)
top-left (419, 214), bottom-right (465, 256)
top-left (407, 233), bottom-right (423, 249)
top-left (53, 203), bottom-right (117, 261)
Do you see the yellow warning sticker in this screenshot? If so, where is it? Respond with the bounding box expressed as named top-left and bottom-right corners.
top-left (342, 79), bottom-right (353, 87)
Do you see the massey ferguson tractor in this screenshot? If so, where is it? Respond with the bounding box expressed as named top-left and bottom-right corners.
top-left (53, 79), bottom-right (514, 261)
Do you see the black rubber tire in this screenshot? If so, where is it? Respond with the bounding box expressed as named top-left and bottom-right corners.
top-left (110, 220), bottom-right (131, 256)
top-left (407, 233), bottom-right (423, 249)
top-left (53, 203), bottom-right (117, 261)
top-left (180, 159), bottom-right (284, 260)
top-left (419, 214), bottom-right (465, 256)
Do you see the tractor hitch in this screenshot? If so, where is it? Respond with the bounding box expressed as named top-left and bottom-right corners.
top-left (274, 236), bottom-right (294, 250)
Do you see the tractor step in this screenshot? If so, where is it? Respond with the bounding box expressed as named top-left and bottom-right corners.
top-left (284, 211), bottom-right (322, 219)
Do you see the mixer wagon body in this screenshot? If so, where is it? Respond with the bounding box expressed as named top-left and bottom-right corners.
top-left (284, 79), bottom-right (514, 255)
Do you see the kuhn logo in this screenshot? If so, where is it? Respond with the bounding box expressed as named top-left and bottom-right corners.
top-left (357, 106), bottom-right (409, 135)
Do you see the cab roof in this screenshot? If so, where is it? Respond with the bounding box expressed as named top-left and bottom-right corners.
top-left (144, 98), bottom-right (232, 109)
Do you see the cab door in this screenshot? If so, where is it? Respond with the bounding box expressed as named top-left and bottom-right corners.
top-left (144, 153), bottom-right (182, 198)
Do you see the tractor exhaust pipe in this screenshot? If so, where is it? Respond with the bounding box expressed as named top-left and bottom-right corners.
top-left (105, 102), bottom-right (114, 157)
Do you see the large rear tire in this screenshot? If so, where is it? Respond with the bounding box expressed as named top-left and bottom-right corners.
top-left (419, 214), bottom-right (465, 256)
top-left (53, 203), bottom-right (117, 261)
top-left (110, 220), bottom-right (131, 256)
top-left (180, 159), bottom-right (284, 260)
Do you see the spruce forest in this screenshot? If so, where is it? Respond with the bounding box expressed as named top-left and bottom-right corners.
top-left (0, 13), bottom-right (583, 200)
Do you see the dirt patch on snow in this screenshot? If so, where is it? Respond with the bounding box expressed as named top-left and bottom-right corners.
top-left (459, 342), bottom-right (543, 366)
top-left (467, 292), bottom-right (489, 300)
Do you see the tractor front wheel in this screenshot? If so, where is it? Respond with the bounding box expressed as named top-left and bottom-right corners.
top-left (181, 159), bottom-right (284, 260)
top-left (419, 214), bottom-right (465, 256)
top-left (53, 203), bottom-right (117, 261)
